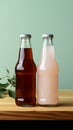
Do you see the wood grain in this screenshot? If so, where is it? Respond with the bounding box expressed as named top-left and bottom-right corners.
top-left (0, 90), bottom-right (73, 120)
top-left (0, 111), bottom-right (73, 120)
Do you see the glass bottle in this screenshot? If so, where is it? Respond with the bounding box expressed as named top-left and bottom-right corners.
top-left (37, 34), bottom-right (59, 106)
top-left (15, 34), bottom-right (37, 106)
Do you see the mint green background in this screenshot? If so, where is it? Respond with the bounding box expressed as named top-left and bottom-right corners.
top-left (0, 0), bottom-right (73, 89)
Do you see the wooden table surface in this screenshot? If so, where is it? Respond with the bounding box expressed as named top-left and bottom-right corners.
top-left (0, 90), bottom-right (73, 120)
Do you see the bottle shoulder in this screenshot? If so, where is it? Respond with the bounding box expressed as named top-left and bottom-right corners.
top-left (37, 61), bottom-right (58, 72)
top-left (15, 59), bottom-right (37, 72)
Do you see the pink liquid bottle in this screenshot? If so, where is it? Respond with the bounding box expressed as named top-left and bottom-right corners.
top-left (37, 34), bottom-right (59, 106)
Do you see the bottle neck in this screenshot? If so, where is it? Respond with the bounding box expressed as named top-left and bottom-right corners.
top-left (43, 38), bottom-right (53, 47)
top-left (20, 38), bottom-right (31, 48)
top-left (40, 37), bottom-right (55, 66)
top-left (18, 38), bottom-right (33, 63)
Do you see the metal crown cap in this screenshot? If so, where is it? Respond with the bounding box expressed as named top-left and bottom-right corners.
top-left (42, 34), bottom-right (54, 39)
top-left (20, 34), bottom-right (32, 39)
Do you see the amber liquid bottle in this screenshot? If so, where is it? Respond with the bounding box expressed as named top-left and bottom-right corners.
top-left (15, 34), bottom-right (37, 106)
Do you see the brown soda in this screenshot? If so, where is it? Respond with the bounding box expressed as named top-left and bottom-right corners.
top-left (15, 34), bottom-right (37, 106)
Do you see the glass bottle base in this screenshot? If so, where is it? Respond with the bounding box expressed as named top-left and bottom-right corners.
top-left (15, 98), bottom-right (36, 107)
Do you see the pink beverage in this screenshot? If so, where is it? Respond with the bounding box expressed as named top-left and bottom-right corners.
top-left (37, 34), bottom-right (59, 105)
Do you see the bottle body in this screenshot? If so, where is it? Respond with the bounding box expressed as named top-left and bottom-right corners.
top-left (37, 34), bottom-right (59, 105)
top-left (15, 34), bottom-right (36, 106)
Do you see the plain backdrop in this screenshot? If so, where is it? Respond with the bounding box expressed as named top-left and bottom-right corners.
top-left (0, 0), bottom-right (73, 89)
